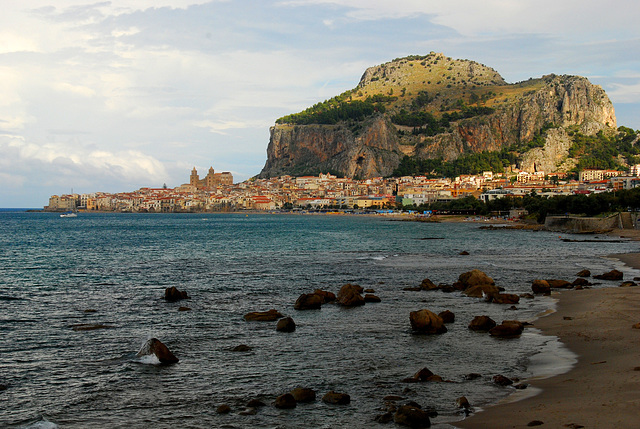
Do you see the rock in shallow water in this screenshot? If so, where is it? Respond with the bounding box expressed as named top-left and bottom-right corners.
top-left (322, 391), bottom-right (350, 405)
top-left (136, 338), bottom-right (179, 364)
top-left (243, 309), bottom-right (283, 321)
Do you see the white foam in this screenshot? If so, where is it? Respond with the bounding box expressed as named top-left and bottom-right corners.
top-left (136, 354), bottom-right (161, 365)
top-left (23, 418), bottom-right (58, 429)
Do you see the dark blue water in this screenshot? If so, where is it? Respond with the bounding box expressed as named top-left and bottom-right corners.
top-left (1, 212), bottom-right (638, 428)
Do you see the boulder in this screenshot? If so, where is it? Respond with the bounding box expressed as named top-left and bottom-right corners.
top-left (458, 269), bottom-right (495, 289)
top-left (216, 404), bottom-right (231, 414)
top-left (620, 281), bottom-right (637, 288)
top-left (492, 293), bottom-right (520, 304)
top-left (572, 278), bottom-right (590, 287)
top-left (531, 279), bottom-right (551, 295)
top-left (463, 283), bottom-right (500, 300)
top-left (290, 387), bottom-right (316, 403)
top-left (294, 293), bottom-right (324, 310)
top-left (313, 289), bottom-right (336, 303)
top-left (409, 309), bottom-right (447, 334)
top-left (274, 393), bottom-right (297, 409)
top-left (276, 317), bottom-right (296, 332)
top-left (164, 286), bottom-right (189, 302)
top-left (456, 396), bottom-right (471, 409)
top-left (337, 284), bottom-right (365, 307)
top-left (459, 251), bottom-right (470, 255)
top-left (394, 404), bottom-right (431, 428)
top-left (243, 309), bottom-right (283, 321)
top-left (468, 315), bottom-right (497, 332)
top-left (364, 294), bottom-right (381, 303)
top-left (420, 278), bottom-right (439, 290)
top-left (322, 391), bottom-right (350, 405)
top-left (136, 338), bottom-right (179, 364)
top-left (493, 374), bottom-right (513, 386)
top-left (546, 279), bottom-right (573, 289)
top-left (576, 269), bottom-right (591, 277)
top-left (413, 367), bottom-right (434, 381)
top-left (438, 310), bottom-right (455, 324)
top-left (246, 399), bottom-right (266, 408)
top-left (489, 320), bottom-right (525, 337)
top-left (594, 270), bottom-right (623, 281)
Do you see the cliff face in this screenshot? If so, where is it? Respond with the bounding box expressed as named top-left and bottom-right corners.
top-left (259, 55), bottom-right (617, 179)
top-left (261, 115), bottom-right (402, 178)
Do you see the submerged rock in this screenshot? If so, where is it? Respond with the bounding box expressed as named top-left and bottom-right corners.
top-left (164, 286), bottom-right (189, 302)
top-left (364, 294), bottom-right (381, 303)
top-left (136, 338), bottom-right (179, 364)
top-left (438, 310), bottom-right (455, 324)
top-left (216, 404), bottom-right (231, 414)
top-left (274, 393), bottom-right (297, 409)
top-left (294, 293), bottom-right (324, 310)
top-left (243, 309), bottom-right (283, 321)
top-left (337, 284), bottom-right (365, 307)
top-left (322, 391), bottom-right (350, 405)
top-left (394, 404), bottom-right (431, 428)
top-left (71, 323), bottom-right (112, 331)
top-left (468, 315), bottom-right (496, 332)
top-left (246, 399), bottom-right (266, 408)
top-left (409, 309), bottom-right (447, 334)
top-left (230, 344), bottom-right (252, 352)
top-left (489, 320), bottom-right (525, 337)
top-left (531, 279), bottom-right (551, 294)
top-left (290, 387), bottom-right (316, 403)
top-left (594, 269), bottom-right (623, 280)
top-left (276, 317), bottom-right (296, 332)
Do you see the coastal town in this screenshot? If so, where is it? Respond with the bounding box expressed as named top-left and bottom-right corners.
top-left (44, 165), bottom-right (640, 213)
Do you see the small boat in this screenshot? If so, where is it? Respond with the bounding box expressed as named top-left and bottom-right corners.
top-left (60, 211), bottom-right (78, 218)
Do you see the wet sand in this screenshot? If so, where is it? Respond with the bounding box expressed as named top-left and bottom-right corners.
top-left (455, 254), bottom-right (640, 428)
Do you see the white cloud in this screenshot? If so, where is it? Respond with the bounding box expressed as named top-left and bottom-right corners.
top-left (607, 81), bottom-right (640, 104)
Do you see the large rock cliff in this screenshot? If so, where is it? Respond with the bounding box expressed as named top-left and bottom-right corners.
top-left (259, 54), bottom-right (616, 179)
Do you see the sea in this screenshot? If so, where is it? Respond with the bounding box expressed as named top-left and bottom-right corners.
top-left (1, 210), bottom-right (638, 428)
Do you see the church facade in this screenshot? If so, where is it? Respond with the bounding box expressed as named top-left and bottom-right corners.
top-left (190, 167), bottom-right (233, 189)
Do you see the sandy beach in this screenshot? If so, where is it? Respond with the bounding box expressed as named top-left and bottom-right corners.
top-left (455, 252), bottom-right (640, 428)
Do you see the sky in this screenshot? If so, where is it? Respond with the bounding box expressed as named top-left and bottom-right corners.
top-left (1, 0), bottom-right (640, 207)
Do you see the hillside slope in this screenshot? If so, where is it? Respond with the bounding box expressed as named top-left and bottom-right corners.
top-left (259, 53), bottom-right (617, 179)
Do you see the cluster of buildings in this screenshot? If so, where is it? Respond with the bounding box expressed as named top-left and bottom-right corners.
top-left (45, 166), bottom-right (640, 213)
